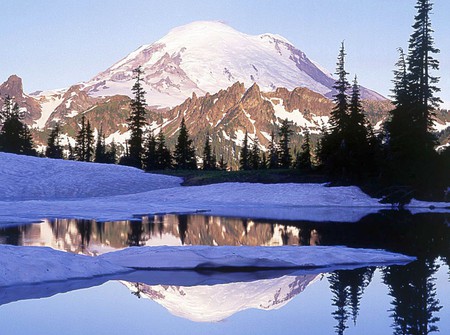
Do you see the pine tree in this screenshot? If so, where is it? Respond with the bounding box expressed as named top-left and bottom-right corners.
top-left (85, 120), bottom-right (94, 162)
top-left (218, 154), bottom-right (227, 171)
top-left (174, 118), bottom-right (196, 170)
top-left (202, 132), bottom-right (215, 170)
top-left (46, 123), bottom-right (64, 159)
top-left (278, 119), bottom-right (292, 169)
top-left (67, 142), bottom-right (75, 160)
top-left (330, 42), bottom-right (351, 134)
top-left (385, 0), bottom-right (444, 194)
top-left (250, 136), bottom-right (261, 170)
top-left (94, 127), bottom-right (110, 163)
top-left (105, 140), bottom-right (117, 164)
top-left (143, 131), bottom-right (158, 171)
top-left (317, 43), bottom-right (372, 180)
top-left (296, 129), bottom-right (312, 170)
top-left (0, 96), bottom-right (36, 156)
top-left (127, 66), bottom-right (147, 168)
top-left (261, 152), bottom-right (268, 169)
top-left (75, 115), bottom-right (87, 161)
top-left (75, 115), bottom-right (94, 162)
top-left (268, 130), bottom-right (279, 169)
top-left (239, 130), bottom-right (250, 170)
top-left (155, 131), bottom-right (172, 169)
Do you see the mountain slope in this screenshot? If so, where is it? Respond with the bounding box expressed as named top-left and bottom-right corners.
top-left (83, 21), bottom-right (384, 108)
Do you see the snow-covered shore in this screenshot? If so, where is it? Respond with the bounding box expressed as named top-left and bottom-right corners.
top-left (0, 153), bottom-right (448, 225)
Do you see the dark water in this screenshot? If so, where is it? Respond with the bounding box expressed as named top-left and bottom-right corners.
top-left (0, 211), bottom-right (449, 334)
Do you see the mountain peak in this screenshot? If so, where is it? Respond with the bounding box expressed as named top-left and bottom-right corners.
top-left (83, 21), bottom-right (384, 108)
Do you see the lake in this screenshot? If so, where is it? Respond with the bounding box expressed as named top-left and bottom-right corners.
top-left (0, 211), bottom-right (449, 335)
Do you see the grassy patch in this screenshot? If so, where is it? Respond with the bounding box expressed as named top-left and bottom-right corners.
top-left (150, 169), bottom-right (329, 186)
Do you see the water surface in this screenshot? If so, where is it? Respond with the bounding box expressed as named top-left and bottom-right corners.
top-left (0, 211), bottom-right (448, 334)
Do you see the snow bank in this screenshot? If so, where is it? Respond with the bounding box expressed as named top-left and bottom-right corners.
top-left (0, 152), bottom-right (448, 224)
top-left (101, 245), bottom-right (415, 270)
top-left (0, 152), bottom-right (181, 200)
top-left (0, 245), bottom-right (414, 289)
top-left (0, 245), bottom-right (128, 287)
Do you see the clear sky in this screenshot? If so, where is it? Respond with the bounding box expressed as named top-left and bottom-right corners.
top-left (1, 0), bottom-right (449, 108)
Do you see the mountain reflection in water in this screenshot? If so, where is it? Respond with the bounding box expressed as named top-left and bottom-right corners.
top-left (0, 211), bottom-right (448, 333)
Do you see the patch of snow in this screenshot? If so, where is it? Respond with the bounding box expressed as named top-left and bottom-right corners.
top-left (433, 121), bottom-right (450, 132)
top-left (0, 153), bottom-right (448, 225)
top-left (0, 245), bottom-right (127, 287)
top-left (0, 152), bottom-right (181, 201)
top-left (33, 94), bottom-right (64, 129)
top-left (66, 110), bottom-right (79, 118)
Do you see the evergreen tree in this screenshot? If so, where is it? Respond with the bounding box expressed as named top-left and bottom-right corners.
top-left (105, 140), bottom-right (117, 164)
top-left (75, 115), bottom-right (87, 161)
top-left (268, 130), bottom-right (279, 169)
top-left (174, 118), bottom-right (197, 170)
top-left (278, 119), bottom-right (292, 169)
top-left (75, 115), bottom-right (94, 162)
top-left (330, 42), bottom-right (351, 134)
top-left (143, 131), bottom-right (158, 170)
top-left (346, 76), bottom-right (373, 179)
top-left (85, 120), bottom-right (94, 162)
top-left (127, 66), bottom-right (147, 168)
top-left (317, 43), bottom-right (374, 181)
top-left (155, 131), bottom-right (172, 169)
top-left (218, 154), bottom-right (227, 171)
top-left (317, 43), bottom-right (350, 176)
top-left (94, 127), bottom-right (108, 163)
top-left (250, 136), bottom-right (261, 170)
top-left (67, 142), bottom-right (75, 160)
top-left (0, 96), bottom-right (36, 156)
top-left (296, 129), bottom-right (312, 169)
top-left (261, 152), bottom-right (268, 169)
top-left (202, 132), bottom-right (215, 170)
top-left (385, 0), bottom-right (443, 195)
top-left (45, 123), bottom-right (64, 159)
top-left (239, 130), bottom-right (250, 170)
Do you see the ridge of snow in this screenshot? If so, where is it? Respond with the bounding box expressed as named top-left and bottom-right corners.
top-left (0, 244), bottom-right (415, 289)
top-left (100, 245), bottom-right (416, 270)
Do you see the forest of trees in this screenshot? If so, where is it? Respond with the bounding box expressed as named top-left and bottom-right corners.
top-left (0, 0), bottom-right (448, 201)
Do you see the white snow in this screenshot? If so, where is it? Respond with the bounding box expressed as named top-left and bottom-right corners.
top-left (433, 121), bottom-right (450, 132)
top-left (100, 245), bottom-right (415, 270)
top-left (0, 245), bottom-right (127, 287)
top-left (0, 244), bottom-right (415, 289)
top-left (33, 92), bottom-right (64, 129)
top-left (82, 21), bottom-right (335, 108)
top-left (0, 152), bottom-right (448, 225)
top-left (0, 152), bottom-right (181, 201)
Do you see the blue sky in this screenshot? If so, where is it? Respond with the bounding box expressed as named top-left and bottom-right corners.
top-left (1, 0), bottom-right (449, 107)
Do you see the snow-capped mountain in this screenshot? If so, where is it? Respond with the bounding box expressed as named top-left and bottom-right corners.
top-left (122, 273), bottom-right (319, 322)
top-left (83, 20), bottom-right (384, 108)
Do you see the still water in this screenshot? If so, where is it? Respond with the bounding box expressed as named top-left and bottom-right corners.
top-left (0, 211), bottom-right (449, 335)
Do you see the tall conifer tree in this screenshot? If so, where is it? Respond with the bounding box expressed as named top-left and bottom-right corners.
top-left (239, 130), bottom-right (250, 170)
top-left (0, 96), bottom-right (36, 156)
top-left (279, 119), bottom-right (292, 169)
top-left (127, 66), bottom-right (147, 168)
top-left (46, 123), bottom-right (64, 159)
top-left (174, 118), bottom-right (197, 170)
